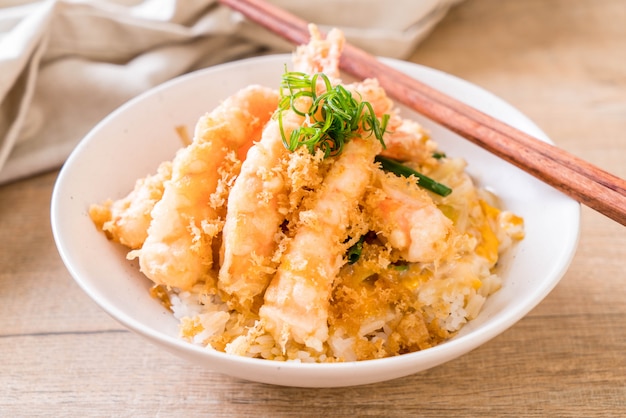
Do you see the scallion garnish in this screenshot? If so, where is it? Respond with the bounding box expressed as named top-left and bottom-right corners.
top-left (392, 262), bottom-right (410, 271)
top-left (278, 70), bottom-right (389, 158)
top-left (432, 151), bottom-right (447, 159)
top-left (346, 235), bottom-right (366, 264)
top-left (375, 155), bottom-right (452, 197)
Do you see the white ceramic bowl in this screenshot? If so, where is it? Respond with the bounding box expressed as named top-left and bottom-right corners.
top-left (51, 54), bottom-right (580, 387)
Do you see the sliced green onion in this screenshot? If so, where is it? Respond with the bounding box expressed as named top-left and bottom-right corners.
top-left (346, 235), bottom-right (366, 264)
top-left (375, 155), bottom-right (452, 197)
top-left (278, 71), bottom-right (389, 158)
top-left (392, 262), bottom-right (410, 271)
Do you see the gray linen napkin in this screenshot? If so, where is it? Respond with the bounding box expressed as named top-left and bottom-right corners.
top-left (0, 0), bottom-right (460, 184)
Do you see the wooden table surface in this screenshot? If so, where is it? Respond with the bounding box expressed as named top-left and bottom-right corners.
top-left (1, 0), bottom-right (625, 416)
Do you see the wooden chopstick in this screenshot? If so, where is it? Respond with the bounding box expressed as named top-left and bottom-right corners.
top-left (219, 0), bottom-right (626, 226)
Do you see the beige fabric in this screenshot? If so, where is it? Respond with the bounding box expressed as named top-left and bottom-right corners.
top-left (0, 0), bottom-right (461, 184)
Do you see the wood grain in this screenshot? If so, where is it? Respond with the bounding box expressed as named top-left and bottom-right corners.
top-left (1, 1), bottom-right (625, 416)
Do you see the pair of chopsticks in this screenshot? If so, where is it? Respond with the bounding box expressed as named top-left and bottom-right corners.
top-left (219, 0), bottom-right (626, 226)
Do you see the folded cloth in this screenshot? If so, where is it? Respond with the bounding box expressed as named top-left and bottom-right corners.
top-left (0, 0), bottom-right (461, 184)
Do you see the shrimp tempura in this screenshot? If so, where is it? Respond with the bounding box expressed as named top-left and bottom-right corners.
top-left (218, 97), bottom-right (306, 309)
top-left (129, 85), bottom-right (279, 290)
top-left (366, 170), bottom-right (454, 264)
top-left (260, 137), bottom-right (381, 352)
top-left (218, 24), bottom-right (348, 309)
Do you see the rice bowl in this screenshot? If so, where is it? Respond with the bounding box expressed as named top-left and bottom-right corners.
top-left (51, 53), bottom-right (579, 387)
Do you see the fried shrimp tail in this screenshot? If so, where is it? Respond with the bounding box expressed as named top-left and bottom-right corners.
top-left (89, 161), bottom-right (172, 249)
top-left (129, 85), bottom-right (279, 290)
top-left (345, 78), bottom-right (394, 118)
top-left (260, 137), bottom-right (381, 352)
top-left (380, 118), bottom-right (438, 165)
top-left (293, 24), bottom-right (345, 81)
